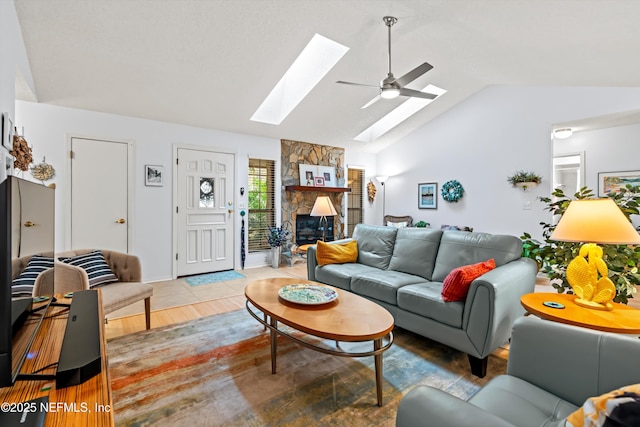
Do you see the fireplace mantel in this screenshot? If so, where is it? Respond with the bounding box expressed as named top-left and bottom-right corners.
top-left (285, 185), bottom-right (351, 193)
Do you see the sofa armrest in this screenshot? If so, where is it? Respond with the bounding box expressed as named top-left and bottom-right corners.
top-left (306, 238), bottom-right (354, 281)
top-left (463, 257), bottom-right (537, 358)
top-left (396, 386), bottom-right (514, 427)
top-left (54, 262), bottom-right (91, 294)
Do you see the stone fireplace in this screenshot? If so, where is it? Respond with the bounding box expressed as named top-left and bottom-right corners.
top-left (281, 139), bottom-right (345, 245)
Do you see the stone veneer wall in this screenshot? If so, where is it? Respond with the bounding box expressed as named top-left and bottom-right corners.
top-left (281, 139), bottom-right (345, 242)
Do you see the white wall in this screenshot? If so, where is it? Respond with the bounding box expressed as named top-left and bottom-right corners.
top-left (376, 86), bottom-right (640, 240)
top-left (16, 101), bottom-right (280, 282)
top-left (554, 122), bottom-right (640, 228)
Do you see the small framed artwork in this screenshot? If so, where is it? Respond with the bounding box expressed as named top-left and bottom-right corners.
top-left (2, 112), bottom-right (14, 151)
top-left (314, 176), bottom-right (325, 187)
top-left (145, 165), bottom-right (164, 186)
top-left (598, 170), bottom-right (640, 197)
top-left (299, 164), bottom-right (316, 186)
top-left (317, 165), bottom-right (336, 187)
top-left (418, 182), bottom-right (437, 209)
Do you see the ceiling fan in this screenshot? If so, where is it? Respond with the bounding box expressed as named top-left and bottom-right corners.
top-left (337, 16), bottom-right (437, 109)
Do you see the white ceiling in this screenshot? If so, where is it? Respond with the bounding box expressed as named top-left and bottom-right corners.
top-left (13, 0), bottom-right (640, 153)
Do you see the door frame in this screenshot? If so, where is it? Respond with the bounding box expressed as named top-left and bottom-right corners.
top-left (65, 134), bottom-right (135, 251)
top-left (172, 144), bottom-right (238, 279)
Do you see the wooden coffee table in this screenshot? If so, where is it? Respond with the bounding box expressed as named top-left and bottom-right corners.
top-left (244, 278), bottom-right (394, 406)
top-left (521, 293), bottom-right (640, 334)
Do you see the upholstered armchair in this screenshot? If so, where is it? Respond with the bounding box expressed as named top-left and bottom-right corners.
top-left (384, 215), bottom-right (413, 227)
top-left (36, 249), bottom-right (153, 330)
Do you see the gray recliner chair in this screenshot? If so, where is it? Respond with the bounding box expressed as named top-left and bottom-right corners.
top-left (396, 315), bottom-right (640, 427)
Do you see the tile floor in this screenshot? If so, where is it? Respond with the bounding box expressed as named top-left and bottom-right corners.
top-left (107, 264), bottom-right (308, 320)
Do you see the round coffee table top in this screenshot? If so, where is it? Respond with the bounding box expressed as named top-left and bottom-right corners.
top-left (520, 293), bottom-right (640, 334)
top-left (245, 278), bottom-right (394, 342)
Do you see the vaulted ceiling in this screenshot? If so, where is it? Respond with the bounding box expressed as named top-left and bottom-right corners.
top-left (14, 0), bottom-right (640, 153)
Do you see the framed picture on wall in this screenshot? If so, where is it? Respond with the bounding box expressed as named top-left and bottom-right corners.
top-left (2, 113), bottom-right (14, 151)
top-left (317, 165), bottom-right (336, 187)
top-left (598, 170), bottom-right (640, 197)
top-left (418, 182), bottom-right (437, 209)
top-left (314, 176), bottom-right (325, 187)
top-left (145, 165), bottom-right (164, 186)
top-left (299, 164), bottom-right (316, 186)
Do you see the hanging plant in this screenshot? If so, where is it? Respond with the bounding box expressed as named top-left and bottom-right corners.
top-left (441, 180), bottom-right (464, 202)
top-left (507, 170), bottom-right (542, 191)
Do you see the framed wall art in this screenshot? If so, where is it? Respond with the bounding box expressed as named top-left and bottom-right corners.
top-left (2, 112), bottom-right (14, 151)
top-left (299, 164), bottom-right (316, 186)
top-left (145, 165), bottom-right (164, 186)
top-left (317, 165), bottom-right (336, 187)
top-left (418, 182), bottom-right (437, 209)
top-left (598, 170), bottom-right (640, 197)
top-left (314, 176), bottom-right (325, 187)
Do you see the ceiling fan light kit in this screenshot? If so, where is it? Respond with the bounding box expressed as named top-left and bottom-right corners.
top-left (337, 16), bottom-right (438, 108)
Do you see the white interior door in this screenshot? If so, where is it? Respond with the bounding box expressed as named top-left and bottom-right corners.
top-left (176, 148), bottom-right (234, 276)
top-left (71, 137), bottom-right (130, 252)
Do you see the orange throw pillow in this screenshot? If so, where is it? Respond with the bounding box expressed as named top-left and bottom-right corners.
top-left (441, 259), bottom-right (496, 302)
top-left (316, 240), bottom-right (358, 266)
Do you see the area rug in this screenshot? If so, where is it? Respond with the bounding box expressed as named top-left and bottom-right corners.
top-left (184, 270), bottom-right (246, 286)
top-left (108, 309), bottom-right (507, 426)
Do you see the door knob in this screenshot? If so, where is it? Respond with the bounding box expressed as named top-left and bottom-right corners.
top-left (116, 218), bottom-right (126, 224)
top-left (228, 209), bottom-right (234, 214)
top-left (24, 221), bottom-right (37, 227)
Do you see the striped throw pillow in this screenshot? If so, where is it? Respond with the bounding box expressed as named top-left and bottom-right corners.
top-left (12, 255), bottom-right (54, 297)
top-left (59, 250), bottom-right (118, 288)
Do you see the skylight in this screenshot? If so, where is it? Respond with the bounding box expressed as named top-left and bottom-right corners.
top-left (251, 34), bottom-right (349, 125)
top-left (354, 85), bottom-right (447, 142)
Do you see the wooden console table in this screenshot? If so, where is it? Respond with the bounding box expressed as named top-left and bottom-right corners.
top-left (0, 291), bottom-right (114, 426)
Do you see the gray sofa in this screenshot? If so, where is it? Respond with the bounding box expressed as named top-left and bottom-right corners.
top-left (307, 224), bottom-right (537, 376)
top-left (396, 315), bottom-right (640, 427)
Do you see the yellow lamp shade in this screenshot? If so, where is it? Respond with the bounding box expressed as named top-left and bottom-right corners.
top-left (550, 199), bottom-right (640, 245)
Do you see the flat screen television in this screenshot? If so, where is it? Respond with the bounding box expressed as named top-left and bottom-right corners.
top-left (0, 175), bottom-right (55, 387)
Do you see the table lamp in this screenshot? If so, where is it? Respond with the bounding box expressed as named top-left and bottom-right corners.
top-left (310, 196), bottom-right (337, 241)
top-left (550, 198), bottom-right (640, 310)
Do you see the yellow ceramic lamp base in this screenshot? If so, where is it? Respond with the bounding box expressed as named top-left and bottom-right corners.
top-left (566, 243), bottom-right (616, 311)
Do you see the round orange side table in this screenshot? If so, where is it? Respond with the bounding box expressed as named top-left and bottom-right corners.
top-left (520, 293), bottom-right (640, 334)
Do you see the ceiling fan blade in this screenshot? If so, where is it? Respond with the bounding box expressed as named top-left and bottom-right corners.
top-left (336, 80), bottom-right (379, 88)
top-left (361, 95), bottom-right (382, 109)
top-left (394, 62), bottom-right (433, 87)
top-left (398, 88), bottom-right (438, 100)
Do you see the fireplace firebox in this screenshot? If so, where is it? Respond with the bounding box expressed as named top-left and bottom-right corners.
top-left (295, 214), bottom-right (334, 246)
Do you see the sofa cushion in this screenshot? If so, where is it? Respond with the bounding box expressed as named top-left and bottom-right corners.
top-left (352, 224), bottom-right (397, 270)
top-left (388, 228), bottom-right (443, 280)
top-left (397, 282), bottom-right (464, 328)
top-left (59, 250), bottom-right (119, 288)
top-left (441, 258), bottom-right (496, 302)
top-left (12, 255), bottom-right (54, 297)
top-left (432, 231), bottom-right (522, 282)
top-left (314, 263), bottom-right (380, 291)
top-left (469, 375), bottom-right (578, 427)
top-left (316, 240), bottom-right (358, 266)
top-left (351, 270), bottom-right (425, 305)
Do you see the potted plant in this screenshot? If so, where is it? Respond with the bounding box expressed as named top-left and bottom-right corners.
top-left (507, 170), bottom-right (542, 191)
top-left (521, 185), bottom-right (640, 304)
top-left (267, 226), bottom-right (290, 268)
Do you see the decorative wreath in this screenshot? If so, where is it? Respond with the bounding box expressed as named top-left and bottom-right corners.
top-left (441, 180), bottom-right (464, 202)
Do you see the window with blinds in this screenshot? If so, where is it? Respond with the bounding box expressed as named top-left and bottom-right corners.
top-left (347, 168), bottom-right (365, 237)
top-left (248, 159), bottom-right (275, 251)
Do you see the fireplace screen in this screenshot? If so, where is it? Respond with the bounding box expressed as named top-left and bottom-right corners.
top-left (295, 214), bottom-right (334, 245)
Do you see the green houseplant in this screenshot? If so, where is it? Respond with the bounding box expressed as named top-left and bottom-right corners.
top-left (507, 170), bottom-right (542, 191)
top-left (521, 185), bottom-right (640, 304)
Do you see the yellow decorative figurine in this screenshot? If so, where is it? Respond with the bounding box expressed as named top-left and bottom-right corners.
top-left (566, 243), bottom-right (616, 310)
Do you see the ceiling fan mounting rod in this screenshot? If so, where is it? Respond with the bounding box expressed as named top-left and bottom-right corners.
top-left (383, 16), bottom-right (397, 76)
